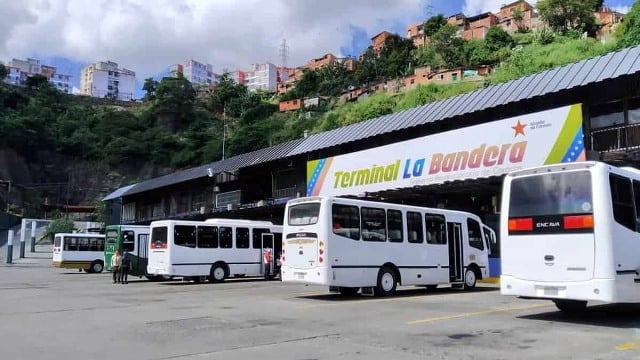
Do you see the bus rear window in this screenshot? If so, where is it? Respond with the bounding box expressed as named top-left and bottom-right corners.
top-left (106, 230), bottom-right (118, 244)
top-left (151, 227), bottom-right (168, 249)
top-left (288, 203), bottom-right (320, 225)
top-left (509, 171), bottom-right (592, 217)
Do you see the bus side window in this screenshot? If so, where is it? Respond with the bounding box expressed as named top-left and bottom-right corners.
top-left (219, 227), bottom-right (233, 248)
top-left (123, 231), bottom-right (135, 252)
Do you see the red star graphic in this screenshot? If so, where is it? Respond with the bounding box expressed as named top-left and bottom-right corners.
top-left (512, 120), bottom-right (527, 137)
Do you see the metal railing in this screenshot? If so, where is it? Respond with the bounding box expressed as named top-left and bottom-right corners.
top-left (591, 123), bottom-right (640, 152)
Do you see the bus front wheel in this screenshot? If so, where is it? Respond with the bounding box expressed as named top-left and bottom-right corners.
top-left (375, 267), bottom-right (397, 296)
top-left (90, 261), bottom-right (104, 274)
top-left (463, 268), bottom-right (477, 290)
top-left (554, 300), bottom-right (587, 313)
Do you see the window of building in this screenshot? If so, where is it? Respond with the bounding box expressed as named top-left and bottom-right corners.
top-left (452, 73), bottom-right (458, 81)
top-left (629, 97), bottom-right (640, 124)
top-left (591, 101), bottom-right (624, 129)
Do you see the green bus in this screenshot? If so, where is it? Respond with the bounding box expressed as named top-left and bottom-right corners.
top-left (105, 224), bottom-right (168, 280)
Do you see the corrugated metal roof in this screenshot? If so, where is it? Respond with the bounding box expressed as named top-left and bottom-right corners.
top-left (288, 45), bottom-right (640, 156)
top-left (120, 46), bottom-right (640, 198)
top-left (103, 184), bottom-right (137, 201)
top-left (122, 138), bottom-right (305, 196)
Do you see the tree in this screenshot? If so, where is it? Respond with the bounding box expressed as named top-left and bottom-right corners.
top-left (25, 74), bottom-right (50, 89)
top-left (485, 26), bottom-right (515, 52)
top-left (378, 34), bottom-right (416, 79)
top-left (0, 63), bottom-right (7, 80)
top-left (142, 77), bottom-right (158, 101)
top-left (431, 24), bottom-right (465, 68)
top-left (615, 1), bottom-right (640, 48)
top-left (423, 14), bottom-right (448, 43)
top-left (209, 72), bottom-right (248, 114)
top-left (44, 216), bottom-right (76, 241)
top-left (537, 0), bottom-right (599, 34)
top-left (511, 8), bottom-right (526, 32)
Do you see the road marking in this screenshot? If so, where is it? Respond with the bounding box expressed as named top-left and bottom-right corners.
top-left (407, 303), bottom-right (554, 325)
top-left (616, 341), bottom-right (638, 351)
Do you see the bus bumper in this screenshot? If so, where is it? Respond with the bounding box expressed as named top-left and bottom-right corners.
top-left (500, 275), bottom-right (618, 303)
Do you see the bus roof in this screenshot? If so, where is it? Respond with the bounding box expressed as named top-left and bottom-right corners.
top-left (54, 232), bottom-right (105, 237)
top-left (286, 195), bottom-right (483, 220)
top-left (204, 218), bottom-right (275, 226)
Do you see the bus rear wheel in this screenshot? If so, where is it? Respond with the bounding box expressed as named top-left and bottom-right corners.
top-left (209, 264), bottom-right (227, 283)
top-left (90, 261), bottom-right (104, 273)
top-left (554, 300), bottom-right (587, 313)
top-left (374, 266), bottom-right (397, 296)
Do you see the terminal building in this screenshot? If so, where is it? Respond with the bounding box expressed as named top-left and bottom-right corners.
top-left (104, 45), bottom-right (640, 259)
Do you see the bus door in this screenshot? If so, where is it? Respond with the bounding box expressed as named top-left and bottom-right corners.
top-left (447, 222), bottom-right (463, 282)
top-left (261, 233), bottom-right (274, 276)
top-left (137, 233), bottom-right (149, 275)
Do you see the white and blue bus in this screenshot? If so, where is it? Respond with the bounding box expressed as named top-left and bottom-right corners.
top-left (500, 161), bottom-right (640, 312)
top-left (281, 196), bottom-right (492, 296)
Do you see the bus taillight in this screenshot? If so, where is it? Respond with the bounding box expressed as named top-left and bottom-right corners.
top-left (319, 248), bottom-right (324, 255)
top-left (508, 218), bottom-right (533, 231)
top-left (319, 256), bottom-right (324, 263)
top-left (563, 215), bottom-right (594, 230)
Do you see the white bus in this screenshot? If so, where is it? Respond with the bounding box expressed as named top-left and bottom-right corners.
top-left (147, 218), bottom-right (283, 282)
top-left (500, 161), bottom-right (640, 312)
top-left (52, 233), bottom-right (106, 273)
top-left (280, 196), bottom-right (492, 296)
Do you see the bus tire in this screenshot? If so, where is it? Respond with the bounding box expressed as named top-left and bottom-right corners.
top-left (463, 267), bottom-right (477, 290)
top-left (209, 263), bottom-right (227, 283)
top-left (375, 266), bottom-right (397, 297)
top-left (90, 261), bottom-right (104, 274)
top-left (554, 300), bottom-right (587, 313)
top-left (338, 287), bottom-right (359, 296)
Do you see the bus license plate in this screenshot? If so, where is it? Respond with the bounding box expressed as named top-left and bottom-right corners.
top-left (543, 287), bottom-right (558, 296)
top-left (294, 272), bottom-right (306, 279)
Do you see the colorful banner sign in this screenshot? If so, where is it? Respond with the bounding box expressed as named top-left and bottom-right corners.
top-left (307, 104), bottom-right (584, 196)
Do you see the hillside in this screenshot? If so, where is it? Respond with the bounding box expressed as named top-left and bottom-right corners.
top-left (1, 1), bottom-right (639, 218)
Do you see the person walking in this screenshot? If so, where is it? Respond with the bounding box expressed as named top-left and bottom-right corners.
top-left (120, 251), bottom-right (131, 284)
top-left (111, 249), bottom-right (122, 284)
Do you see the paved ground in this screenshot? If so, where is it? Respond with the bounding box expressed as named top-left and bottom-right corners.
top-left (1, 246), bottom-right (640, 360)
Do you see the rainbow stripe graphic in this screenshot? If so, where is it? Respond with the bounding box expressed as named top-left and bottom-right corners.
top-left (544, 104), bottom-right (585, 164)
top-left (306, 157), bottom-right (334, 196)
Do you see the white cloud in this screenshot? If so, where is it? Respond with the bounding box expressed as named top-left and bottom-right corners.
top-left (1, 0), bottom-right (426, 79)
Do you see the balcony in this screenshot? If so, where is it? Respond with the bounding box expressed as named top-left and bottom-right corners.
top-left (591, 123), bottom-right (640, 152)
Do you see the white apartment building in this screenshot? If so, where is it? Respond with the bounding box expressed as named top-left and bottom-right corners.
top-left (4, 58), bottom-right (72, 93)
top-left (80, 61), bottom-right (136, 101)
top-left (168, 59), bottom-right (219, 86)
top-left (244, 62), bottom-right (279, 92)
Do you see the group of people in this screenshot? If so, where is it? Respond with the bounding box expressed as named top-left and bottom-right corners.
top-left (110, 249), bottom-right (132, 284)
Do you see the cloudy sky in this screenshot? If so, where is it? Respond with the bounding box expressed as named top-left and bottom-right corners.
top-left (1, 0), bottom-right (634, 93)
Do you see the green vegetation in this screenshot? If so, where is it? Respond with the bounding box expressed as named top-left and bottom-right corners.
top-left (1, 0), bottom-right (639, 206)
top-left (44, 216), bottom-right (76, 240)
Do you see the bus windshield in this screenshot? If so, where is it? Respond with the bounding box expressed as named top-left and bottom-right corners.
top-left (509, 171), bottom-right (593, 217)
top-left (288, 203), bottom-right (320, 225)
